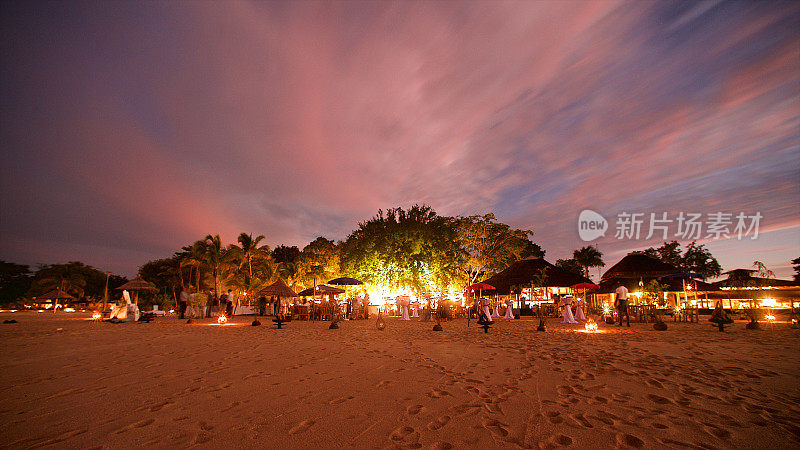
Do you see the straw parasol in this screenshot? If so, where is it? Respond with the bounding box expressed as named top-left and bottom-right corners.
top-left (115, 276), bottom-right (157, 304)
top-left (37, 289), bottom-right (76, 311)
top-left (259, 278), bottom-right (299, 298)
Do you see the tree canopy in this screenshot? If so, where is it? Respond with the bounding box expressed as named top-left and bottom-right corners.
top-left (643, 240), bottom-right (721, 279)
top-left (341, 205), bottom-right (466, 296)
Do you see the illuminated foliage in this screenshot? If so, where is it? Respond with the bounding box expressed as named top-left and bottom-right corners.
top-left (341, 205), bottom-right (465, 296)
top-left (456, 214), bottom-right (533, 287)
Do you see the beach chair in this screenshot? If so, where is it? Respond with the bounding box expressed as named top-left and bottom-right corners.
top-left (296, 305), bottom-right (310, 321)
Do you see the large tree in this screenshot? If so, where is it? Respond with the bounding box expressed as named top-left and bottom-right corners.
top-left (572, 246), bottom-right (605, 279)
top-left (456, 213), bottom-right (533, 287)
top-left (0, 261), bottom-right (32, 305)
top-left (644, 241), bottom-right (721, 279)
top-left (642, 241), bottom-right (682, 268)
top-left (296, 237), bottom-right (340, 289)
top-left (341, 205), bottom-right (465, 297)
top-left (555, 258), bottom-right (583, 277)
top-left (681, 241), bottom-right (721, 279)
top-left (792, 257), bottom-right (800, 283)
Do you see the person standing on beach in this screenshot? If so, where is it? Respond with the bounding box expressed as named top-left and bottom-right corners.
top-left (614, 283), bottom-right (630, 327)
top-left (179, 287), bottom-right (189, 319)
top-left (226, 289), bottom-right (235, 317)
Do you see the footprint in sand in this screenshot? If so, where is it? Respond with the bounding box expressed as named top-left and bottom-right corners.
top-left (427, 415), bottom-right (451, 431)
top-left (377, 380), bottom-right (391, 388)
top-left (427, 388), bottom-right (451, 398)
top-left (482, 418), bottom-right (510, 438)
top-left (545, 411), bottom-right (564, 424)
top-left (289, 419), bottom-right (315, 435)
top-left (406, 404), bottom-right (424, 415)
top-left (646, 394), bottom-right (672, 405)
top-left (329, 395), bottom-right (354, 405)
top-left (557, 385), bottom-right (577, 396)
top-left (552, 434), bottom-right (573, 446)
top-left (570, 412), bottom-right (594, 428)
top-left (389, 426), bottom-right (420, 446)
top-left (428, 441), bottom-right (453, 450)
top-left (616, 433), bottom-right (645, 448)
top-left (450, 403), bottom-right (482, 418)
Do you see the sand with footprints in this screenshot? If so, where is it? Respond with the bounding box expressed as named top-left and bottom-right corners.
top-left (1, 312), bottom-right (798, 448)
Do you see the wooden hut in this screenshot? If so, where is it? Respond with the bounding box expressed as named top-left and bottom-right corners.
top-left (480, 257), bottom-right (592, 310)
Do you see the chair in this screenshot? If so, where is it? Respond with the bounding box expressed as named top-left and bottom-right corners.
top-left (297, 305), bottom-right (310, 321)
top-left (319, 303), bottom-right (332, 321)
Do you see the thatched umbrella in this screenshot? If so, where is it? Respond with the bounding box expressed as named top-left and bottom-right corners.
top-left (115, 276), bottom-right (157, 304)
top-left (259, 279), bottom-right (299, 317)
top-left (259, 278), bottom-right (299, 298)
top-left (37, 289), bottom-right (75, 310)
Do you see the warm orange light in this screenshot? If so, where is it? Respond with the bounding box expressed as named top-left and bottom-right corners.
top-left (218, 315), bottom-right (227, 324)
top-left (766, 314), bottom-right (775, 322)
top-left (92, 312), bottom-right (102, 320)
top-left (585, 320), bottom-right (598, 332)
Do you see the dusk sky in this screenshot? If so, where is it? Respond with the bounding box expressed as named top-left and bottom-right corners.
top-left (1, 1), bottom-right (798, 280)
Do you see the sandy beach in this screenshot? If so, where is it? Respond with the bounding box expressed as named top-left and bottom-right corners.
top-left (1, 312), bottom-right (798, 449)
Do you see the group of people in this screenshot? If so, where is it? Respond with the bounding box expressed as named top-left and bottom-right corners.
top-left (178, 287), bottom-right (238, 319)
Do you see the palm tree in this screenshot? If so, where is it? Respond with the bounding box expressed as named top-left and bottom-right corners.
top-left (573, 246), bottom-right (604, 279)
top-left (203, 234), bottom-right (226, 301)
top-left (177, 241), bottom-right (206, 290)
top-left (226, 233), bottom-right (270, 288)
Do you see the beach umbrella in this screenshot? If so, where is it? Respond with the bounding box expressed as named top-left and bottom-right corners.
top-left (297, 285), bottom-right (345, 297)
top-left (115, 276), bottom-right (157, 304)
top-left (570, 282), bottom-right (600, 290)
top-left (327, 277), bottom-right (363, 286)
top-left (37, 289), bottom-right (76, 311)
top-left (570, 282), bottom-right (600, 308)
top-left (259, 279), bottom-right (298, 317)
top-left (468, 282), bottom-right (495, 298)
top-left (259, 278), bottom-right (299, 298)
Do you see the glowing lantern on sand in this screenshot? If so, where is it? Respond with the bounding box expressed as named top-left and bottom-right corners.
top-left (765, 314), bottom-right (775, 322)
top-left (218, 315), bottom-right (227, 325)
top-left (92, 312), bottom-right (102, 320)
top-left (585, 319), bottom-right (598, 332)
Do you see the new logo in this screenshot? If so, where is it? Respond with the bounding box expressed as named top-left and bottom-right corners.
top-left (578, 210), bottom-right (608, 242)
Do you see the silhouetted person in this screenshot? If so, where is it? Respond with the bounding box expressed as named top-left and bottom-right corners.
top-left (709, 301), bottom-right (733, 331)
top-left (258, 295), bottom-right (267, 316)
top-left (179, 287), bottom-right (189, 319)
top-left (614, 282), bottom-right (630, 327)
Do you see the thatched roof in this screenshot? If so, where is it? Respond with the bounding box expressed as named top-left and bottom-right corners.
top-left (259, 279), bottom-right (298, 298)
top-left (597, 277), bottom-right (718, 294)
top-left (115, 276), bottom-right (157, 291)
top-left (37, 289), bottom-right (76, 300)
top-left (297, 284), bottom-right (345, 296)
top-left (601, 253), bottom-right (678, 280)
top-left (480, 257), bottom-right (592, 295)
top-left (711, 277), bottom-right (798, 289)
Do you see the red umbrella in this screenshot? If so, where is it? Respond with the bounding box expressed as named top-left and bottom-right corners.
top-left (467, 283), bottom-right (495, 327)
top-left (469, 283), bottom-right (496, 291)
